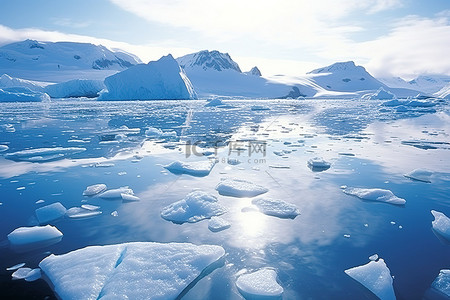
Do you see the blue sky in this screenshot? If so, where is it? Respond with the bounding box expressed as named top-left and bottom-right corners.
top-left (0, 0), bottom-right (449, 79)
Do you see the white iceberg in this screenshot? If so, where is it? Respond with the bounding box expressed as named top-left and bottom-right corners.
top-left (0, 87), bottom-right (50, 102)
top-left (99, 54), bottom-right (197, 100)
top-left (161, 191), bottom-right (226, 224)
top-left (204, 98), bottom-right (225, 107)
top-left (236, 269), bottom-right (284, 298)
top-left (145, 127), bottom-right (163, 137)
top-left (368, 87), bottom-right (396, 100)
top-left (164, 160), bottom-right (215, 177)
top-left (404, 169), bottom-right (433, 183)
top-left (431, 210), bottom-right (450, 241)
top-left (343, 187), bottom-right (406, 205)
top-left (216, 178), bottom-right (268, 198)
top-left (431, 269), bottom-right (450, 298)
top-left (7, 225), bottom-right (63, 250)
top-left (0, 74), bottom-right (45, 92)
top-left (24, 268), bottom-right (41, 282)
top-left (252, 197), bottom-right (300, 219)
top-left (44, 79), bottom-right (105, 98)
top-left (83, 184), bottom-right (107, 196)
top-left (35, 202), bottom-right (67, 224)
top-left (345, 258), bottom-right (396, 300)
top-left (98, 187), bottom-right (134, 199)
top-left (39, 242), bottom-right (225, 300)
top-left (12, 268), bottom-right (32, 280)
top-left (66, 207), bottom-right (102, 219)
top-left (307, 157), bottom-right (331, 171)
top-left (5, 147), bottom-right (86, 162)
top-left (208, 216), bottom-right (231, 232)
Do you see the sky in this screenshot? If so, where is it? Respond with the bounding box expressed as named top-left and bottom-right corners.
top-left (0, 0), bottom-right (449, 80)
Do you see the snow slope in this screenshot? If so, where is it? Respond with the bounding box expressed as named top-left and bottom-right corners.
top-left (434, 83), bottom-right (450, 99)
top-left (0, 40), bottom-right (141, 82)
top-left (380, 75), bottom-right (450, 94)
top-left (99, 54), bottom-right (197, 100)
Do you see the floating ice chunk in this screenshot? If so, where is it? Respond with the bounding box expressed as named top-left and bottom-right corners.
top-left (111, 211), bottom-right (119, 217)
top-left (431, 269), bottom-right (450, 298)
top-left (164, 160), bottom-right (215, 177)
top-left (95, 162), bottom-right (115, 168)
top-left (66, 207), bottom-right (102, 219)
top-left (216, 178), bottom-right (268, 198)
top-left (307, 157), bottom-right (331, 171)
top-left (252, 197), bottom-right (300, 219)
top-left (161, 191), bottom-right (226, 224)
top-left (35, 200), bottom-right (45, 204)
top-left (83, 184), bottom-right (107, 196)
top-left (0, 87), bottom-right (50, 102)
top-left (236, 269), bottom-right (283, 298)
top-left (121, 193), bottom-right (140, 202)
top-left (81, 204), bottom-right (100, 211)
top-left (35, 202), bottom-right (67, 224)
top-left (205, 98), bottom-right (224, 107)
top-left (431, 210), bottom-right (450, 241)
top-left (345, 258), bottom-right (396, 300)
top-left (368, 88), bottom-right (396, 100)
top-left (7, 225), bottom-right (63, 251)
top-left (369, 254), bottom-right (379, 261)
top-left (12, 267), bottom-right (32, 280)
top-left (25, 268), bottom-right (41, 282)
top-left (343, 187), bottom-right (406, 205)
top-left (0, 144), bottom-right (8, 152)
top-left (6, 263), bottom-right (26, 271)
top-left (145, 127), bottom-right (163, 137)
top-left (5, 147), bottom-right (86, 162)
top-left (208, 216), bottom-right (231, 232)
top-left (404, 169), bottom-right (433, 183)
top-left (99, 187), bottom-right (133, 199)
top-left (39, 242), bottom-right (225, 300)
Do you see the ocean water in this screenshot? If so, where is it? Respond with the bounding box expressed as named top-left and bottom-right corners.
top-left (0, 99), bottom-right (449, 299)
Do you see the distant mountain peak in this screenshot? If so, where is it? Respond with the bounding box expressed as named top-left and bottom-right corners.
top-left (176, 50), bottom-right (241, 72)
top-left (245, 66), bottom-right (262, 76)
top-left (308, 61), bottom-right (363, 74)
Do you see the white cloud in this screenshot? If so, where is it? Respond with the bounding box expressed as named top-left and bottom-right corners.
top-left (52, 18), bottom-right (92, 29)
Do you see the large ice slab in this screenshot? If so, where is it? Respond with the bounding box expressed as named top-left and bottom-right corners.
top-left (368, 87), bottom-right (396, 100)
top-left (0, 87), bottom-right (50, 102)
top-left (164, 160), bottom-right (215, 177)
top-left (343, 187), bottom-right (406, 205)
top-left (236, 269), bottom-right (284, 298)
top-left (35, 202), bottom-right (67, 224)
top-left (404, 169), bottom-right (433, 183)
top-left (431, 269), bottom-right (450, 298)
top-left (39, 242), bottom-right (225, 300)
top-left (5, 147), bottom-right (86, 162)
top-left (83, 184), bottom-right (107, 196)
top-left (216, 178), bottom-right (268, 198)
top-left (431, 210), bottom-right (450, 241)
top-left (252, 197), bottom-right (300, 219)
top-left (44, 79), bottom-right (105, 98)
top-left (161, 191), bottom-right (226, 224)
top-left (307, 157), bottom-right (331, 171)
top-left (345, 258), bottom-right (396, 300)
top-left (7, 225), bottom-right (63, 251)
top-left (98, 187), bottom-right (134, 199)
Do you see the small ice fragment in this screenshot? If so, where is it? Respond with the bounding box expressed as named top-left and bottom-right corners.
top-left (344, 234), bottom-right (351, 238)
top-left (66, 207), bottom-right (102, 219)
top-left (404, 169), bottom-right (433, 183)
top-left (81, 204), bottom-right (100, 211)
top-left (369, 254), bottom-right (379, 261)
top-left (16, 186), bottom-right (25, 191)
top-left (161, 191), bottom-right (226, 224)
top-left (345, 258), bottom-right (396, 300)
top-left (236, 269), bottom-right (283, 298)
top-left (340, 185), bottom-right (348, 189)
top-left (7, 225), bottom-right (63, 249)
top-left (12, 267), bottom-right (32, 280)
top-left (364, 223), bottom-right (369, 227)
top-left (164, 160), bottom-right (215, 177)
top-left (36, 200), bottom-right (45, 204)
top-left (99, 187), bottom-right (133, 199)
top-left (83, 184), bottom-right (107, 196)
top-left (111, 211), bottom-right (119, 217)
top-left (118, 171), bottom-right (127, 176)
top-left (6, 263), bottom-right (26, 271)
top-left (35, 202), bottom-right (67, 224)
top-left (0, 144), bottom-right (9, 152)
top-left (208, 216), bottom-right (231, 232)
top-left (343, 187), bottom-right (406, 205)
top-left (390, 221), bottom-right (396, 225)
top-left (95, 163), bottom-right (115, 168)
top-left (252, 198), bottom-right (300, 219)
top-left (431, 210), bottom-right (450, 241)
top-left (25, 268), bottom-right (41, 282)
top-left (307, 157), bottom-right (331, 171)
top-left (145, 127), bottom-right (163, 137)
top-left (216, 178), bottom-right (268, 198)
top-left (121, 193), bottom-right (140, 202)
top-left (398, 225), bottom-right (403, 229)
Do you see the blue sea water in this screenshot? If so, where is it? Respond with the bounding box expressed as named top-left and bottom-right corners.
top-left (0, 99), bottom-right (449, 299)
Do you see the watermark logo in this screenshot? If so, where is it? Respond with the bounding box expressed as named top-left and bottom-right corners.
top-left (185, 140), bottom-right (266, 163)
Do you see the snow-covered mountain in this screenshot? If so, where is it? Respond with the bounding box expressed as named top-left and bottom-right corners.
top-left (244, 67), bottom-right (262, 76)
top-left (0, 40), bottom-right (141, 82)
top-left (177, 50), bottom-right (241, 72)
top-left (379, 75), bottom-right (450, 94)
top-left (434, 83), bottom-right (450, 99)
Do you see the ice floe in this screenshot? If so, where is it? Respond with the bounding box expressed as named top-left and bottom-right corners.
top-left (98, 187), bottom-right (134, 199)
top-left (161, 191), bottom-right (226, 224)
top-left (208, 216), bottom-right (231, 232)
top-left (66, 207), bottom-right (102, 219)
top-left (121, 193), bottom-right (140, 202)
top-left (12, 267), bottom-right (32, 280)
top-left (343, 187), bottom-right (406, 205)
top-left (164, 160), bottom-right (215, 177)
top-left (236, 269), bottom-right (284, 298)
top-left (431, 210), bottom-right (450, 241)
top-left (0, 144), bottom-right (8, 152)
top-left (345, 258), bottom-right (396, 300)
top-left (368, 88), bottom-right (396, 100)
top-left (5, 147), bottom-right (86, 162)
top-left (145, 127), bottom-right (163, 137)
top-left (7, 225), bottom-right (63, 250)
top-left (252, 197), bottom-right (300, 219)
top-left (430, 269), bottom-right (450, 298)
top-left (39, 242), bottom-right (225, 300)
top-left (83, 184), bottom-right (107, 196)
top-left (35, 202), bottom-right (67, 224)
top-left (307, 157), bottom-right (331, 171)
top-left (6, 263), bottom-right (26, 271)
top-left (24, 268), bottom-right (41, 282)
top-left (216, 178), bottom-right (268, 198)
top-left (404, 169), bottom-right (433, 183)
top-left (0, 87), bottom-right (50, 102)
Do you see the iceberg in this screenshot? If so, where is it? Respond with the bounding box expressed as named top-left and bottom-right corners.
top-left (368, 87), bottom-right (396, 100)
top-left (345, 258), bottom-right (396, 300)
top-left (404, 169), bottom-right (433, 183)
top-left (343, 187), bottom-right (406, 205)
top-left (252, 197), bottom-right (300, 219)
top-left (204, 98), bottom-right (225, 107)
top-left (307, 157), bottom-right (331, 171)
top-left (98, 187), bottom-right (134, 199)
top-left (216, 178), bottom-right (268, 198)
top-left (83, 184), bottom-right (107, 196)
top-left (7, 225), bottom-right (63, 251)
top-left (0, 74), bottom-right (45, 91)
top-left (208, 216), bottom-right (231, 232)
top-left (99, 54), bottom-right (197, 100)
top-left (35, 202), bottom-right (67, 224)
top-left (44, 79), bottom-right (105, 98)
top-left (161, 191), bottom-right (226, 224)
top-left (0, 87), bottom-right (50, 102)
top-left (5, 147), bottom-right (86, 162)
top-left (431, 210), bottom-right (450, 241)
top-left (39, 242), bottom-right (225, 300)
top-left (12, 268), bottom-right (32, 280)
top-left (236, 269), bottom-right (284, 298)
top-left (164, 160), bottom-right (215, 177)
